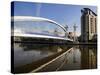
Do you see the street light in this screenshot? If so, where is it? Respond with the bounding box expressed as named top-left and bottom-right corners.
top-left (64, 25), bottom-right (68, 37)
top-left (73, 24), bottom-right (78, 42)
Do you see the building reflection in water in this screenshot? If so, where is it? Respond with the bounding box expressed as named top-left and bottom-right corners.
top-left (62, 45), bottom-right (97, 70)
top-left (80, 45), bottom-right (97, 69)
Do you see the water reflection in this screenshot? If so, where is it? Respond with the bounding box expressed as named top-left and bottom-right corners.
top-left (67, 46), bottom-right (81, 64)
top-left (55, 46), bottom-right (81, 71)
top-left (38, 45), bottom-right (97, 72)
top-left (14, 43), bottom-right (97, 72)
top-left (80, 45), bottom-right (97, 69)
top-left (14, 43), bottom-right (70, 68)
top-left (58, 45), bottom-right (97, 71)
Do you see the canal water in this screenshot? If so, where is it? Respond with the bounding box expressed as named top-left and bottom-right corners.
top-left (13, 43), bottom-right (97, 72)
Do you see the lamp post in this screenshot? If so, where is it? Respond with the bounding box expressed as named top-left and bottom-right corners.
top-left (73, 24), bottom-right (77, 43)
top-left (65, 25), bottom-right (68, 37)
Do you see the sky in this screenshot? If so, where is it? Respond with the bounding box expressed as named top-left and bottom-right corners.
top-left (11, 1), bottom-right (97, 36)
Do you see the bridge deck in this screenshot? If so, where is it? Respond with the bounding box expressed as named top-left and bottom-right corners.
top-left (13, 33), bottom-right (73, 41)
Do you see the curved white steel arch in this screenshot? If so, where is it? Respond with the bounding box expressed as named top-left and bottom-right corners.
top-left (11, 16), bottom-right (73, 41)
top-left (11, 16), bottom-right (67, 32)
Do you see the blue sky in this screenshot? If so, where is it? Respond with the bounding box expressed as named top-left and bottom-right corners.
top-left (11, 1), bottom-right (97, 35)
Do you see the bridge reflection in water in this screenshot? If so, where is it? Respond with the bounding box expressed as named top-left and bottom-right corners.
top-left (13, 43), bottom-right (97, 73)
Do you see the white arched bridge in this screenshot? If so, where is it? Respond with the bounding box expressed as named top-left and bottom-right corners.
top-left (11, 16), bottom-right (73, 43)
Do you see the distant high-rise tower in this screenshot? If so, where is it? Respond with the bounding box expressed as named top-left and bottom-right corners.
top-left (81, 8), bottom-right (97, 42)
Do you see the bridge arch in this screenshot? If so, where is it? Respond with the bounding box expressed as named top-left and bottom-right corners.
top-left (11, 16), bottom-right (73, 42)
top-left (11, 16), bottom-right (67, 33)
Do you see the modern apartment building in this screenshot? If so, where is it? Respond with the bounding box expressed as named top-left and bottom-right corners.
top-left (81, 8), bottom-right (97, 42)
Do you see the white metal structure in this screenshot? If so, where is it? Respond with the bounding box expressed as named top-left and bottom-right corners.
top-left (11, 16), bottom-right (73, 41)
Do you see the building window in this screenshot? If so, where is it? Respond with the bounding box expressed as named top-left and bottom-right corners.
top-left (95, 18), bottom-right (97, 33)
top-left (90, 18), bottom-right (93, 33)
